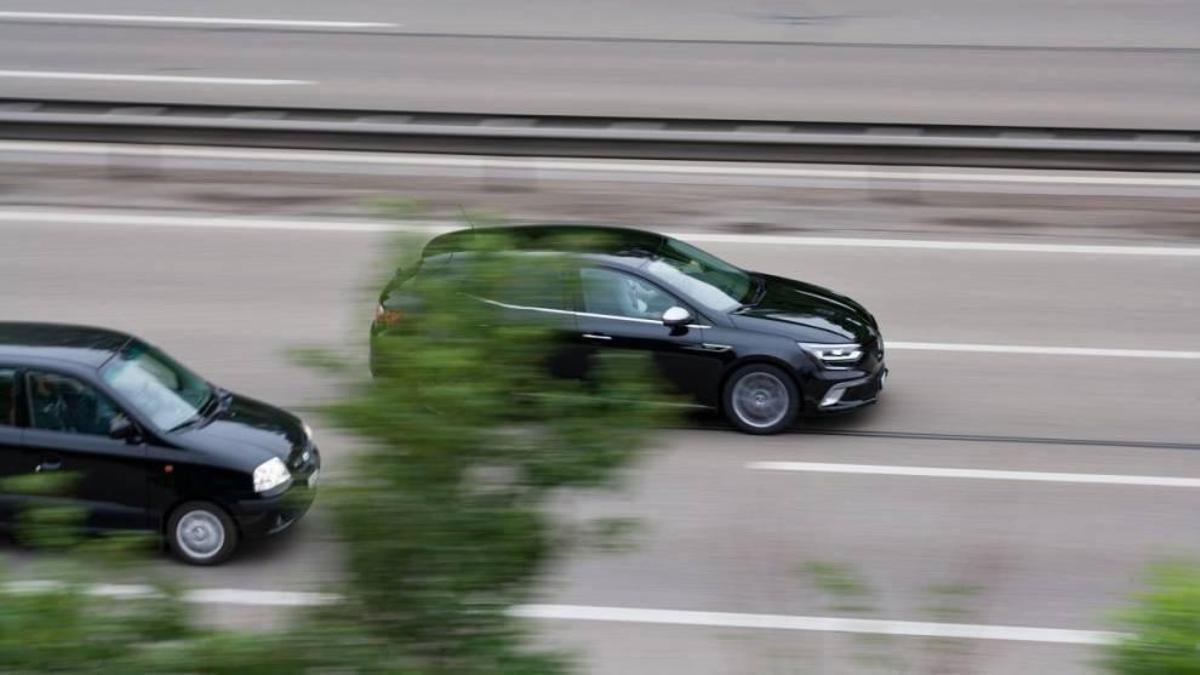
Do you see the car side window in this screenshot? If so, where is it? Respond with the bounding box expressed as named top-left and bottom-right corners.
top-left (580, 267), bottom-right (680, 321)
top-left (0, 368), bottom-right (15, 427)
top-left (25, 371), bottom-right (121, 437)
top-left (488, 260), bottom-right (569, 311)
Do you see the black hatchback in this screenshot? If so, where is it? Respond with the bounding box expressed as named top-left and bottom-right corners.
top-left (0, 323), bottom-right (320, 565)
top-left (371, 225), bottom-right (887, 434)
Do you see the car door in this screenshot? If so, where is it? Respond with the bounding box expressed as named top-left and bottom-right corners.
top-left (16, 369), bottom-right (151, 531)
top-left (574, 265), bottom-right (725, 402)
top-left (0, 366), bottom-right (22, 524)
top-left (480, 255), bottom-right (583, 379)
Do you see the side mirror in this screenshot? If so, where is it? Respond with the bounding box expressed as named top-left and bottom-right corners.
top-left (662, 306), bottom-right (693, 328)
top-left (109, 415), bottom-right (140, 443)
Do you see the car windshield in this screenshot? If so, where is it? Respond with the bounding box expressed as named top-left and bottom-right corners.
top-left (100, 341), bottom-right (213, 431)
top-left (646, 238), bottom-right (754, 312)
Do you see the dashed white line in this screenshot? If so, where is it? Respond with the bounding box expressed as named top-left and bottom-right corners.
top-left (747, 462), bottom-right (1200, 488)
top-left (512, 604), bottom-right (1119, 645)
top-left (0, 70), bottom-right (309, 86)
top-left (0, 582), bottom-right (1119, 645)
top-left (887, 341), bottom-right (1200, 360)
top-left (5, 581), bottom-right (343, 606)
top-left (0, 11), bottom-right (396, 29)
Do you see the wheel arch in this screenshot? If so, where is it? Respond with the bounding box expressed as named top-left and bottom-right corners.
top-left (160, 496), bottom-right (241, 538)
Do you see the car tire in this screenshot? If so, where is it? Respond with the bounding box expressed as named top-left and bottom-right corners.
top-left (722, 364), bottom-right (800, 435)
top-left (167, 501), bottom-right (238, 566)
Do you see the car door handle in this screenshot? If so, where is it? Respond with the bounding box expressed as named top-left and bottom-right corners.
top-left (582, 333), bottom-right (613, 341)
top-left (35, 458), bottom-right (63, 472)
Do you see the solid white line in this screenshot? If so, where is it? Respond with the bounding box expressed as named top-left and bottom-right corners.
top-left (3, 209), bottom-right (1199, 258)
top-left (0, 583), bottom-right (1118, 645)
top-left (747, 462), bottom-right (1200, 488)
top-left (675, 233), bottom-right (1200, 257)
top-left (0, 11), bottom-right (396, 29)
top-left (2, 141), bottom-right (1198, 190)
top-left (0, 70), bottom-right (308, 86)
top-left (0, 210), bottom-right (416, 233)
top-left (888, 341), bottom-right (1200, 360)
top-left (513, 604), bottom-right (1119, 645)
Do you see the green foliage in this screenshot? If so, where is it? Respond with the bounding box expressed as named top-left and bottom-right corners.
top-left (1107, 562), bottom-right (1200, 674)
top-left (799, 560), bottom-right (874, 612)
top-left (0, 582), bottom-right (191, 672)
top-left (320, 230), bottom-right (672, 671)
top-left (0, 225), bottom-right (669, 674)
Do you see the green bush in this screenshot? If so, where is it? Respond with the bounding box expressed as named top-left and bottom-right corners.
top-left (1108, 562), bottom-right (1200, 674)
top-left (0, 227), bottom-right (670, 674)
top-left (316, 231), bottom-right (671, 672)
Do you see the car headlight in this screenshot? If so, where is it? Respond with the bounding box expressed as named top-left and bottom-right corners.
top-left (798, 342), bottom-right (863, 370)
top-left (253, 457), bottom-right (292, 493)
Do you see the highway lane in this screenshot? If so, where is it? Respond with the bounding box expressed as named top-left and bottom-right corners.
top-left (4, 0), bottom-right (1198, 47)
top-left (2, 209), bottom-right (1198, 672)
top-left (0, 17), bottom-right (1198, 128)
top-left (3, 214), bottom-right (1198, 432)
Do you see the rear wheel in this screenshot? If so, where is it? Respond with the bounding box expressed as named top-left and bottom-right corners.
top-left (723, 364), bottom-right (800, 435)
top-left (167, 501), bottom-right (238, 566)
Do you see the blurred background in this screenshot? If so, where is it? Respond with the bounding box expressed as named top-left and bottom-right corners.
top-left (1, 1), bottom-right (1199, 673)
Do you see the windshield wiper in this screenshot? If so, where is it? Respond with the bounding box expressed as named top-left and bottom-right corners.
top-left (741, 275), bottom-right (767, 309)
top-left (166, 388), bottom-right (223, 433)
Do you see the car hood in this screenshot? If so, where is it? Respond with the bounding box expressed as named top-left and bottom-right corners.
top-left (733, 273), bottom-right (877, 343)
top-left (174, 392), bottom-right (307, 471)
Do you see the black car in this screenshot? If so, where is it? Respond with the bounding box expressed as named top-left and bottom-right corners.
top-left (371, 225), bottom-right (886, 434)
top-left (0, 323), bottom-right (319, 565)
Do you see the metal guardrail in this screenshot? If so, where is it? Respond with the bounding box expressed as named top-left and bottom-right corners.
top-left (1, 98), bottom-right (1198, 171)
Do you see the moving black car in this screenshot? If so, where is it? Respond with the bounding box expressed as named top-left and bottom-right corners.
top-left (371, 225), bottom-right (887, 434)
top-left (0, 323), bottom-right (319, 565)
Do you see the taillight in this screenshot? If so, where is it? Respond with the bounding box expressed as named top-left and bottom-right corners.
top-left (374, 304), bottom-right (404, 327)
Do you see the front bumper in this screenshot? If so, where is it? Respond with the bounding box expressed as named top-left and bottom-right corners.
top-left (233, 447), bottom-right (320, 539)
top-left (810, 367), bottom-right (887, 414)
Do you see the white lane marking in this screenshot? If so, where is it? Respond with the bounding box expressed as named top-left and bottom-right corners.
top-left (3, 209), bottom-right (1200, 258)
top-left (513, 605), bottom-right (1119, 645)
top-left (0, 210), bottom-right (416, 233)
top-left (676, 233), bottom-right (1200, 257)
top-left (0, 70), bottom-right (308, 85)
top-left (0, 11), bottom-right (396, 29)
top-left (1, 583), bottom-right (1118, 645)
top-left (748, 462), bottom-right (1200, 488)
top-left (1, 141), bottom-right (1199, 190)
top-left (888, 341), bottom-right (1200, 360)
top-left (5, 581), bottom-right (342, 606)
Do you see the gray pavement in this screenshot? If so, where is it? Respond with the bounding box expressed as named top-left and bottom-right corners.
top-left (6, 0), bottom-right (1199, 47)
top-left (0, 1), bottom-right (1198, 128)
top-left (1, 156), bottom-right (1199, 672)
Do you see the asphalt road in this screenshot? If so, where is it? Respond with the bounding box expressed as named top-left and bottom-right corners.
top-left (2, 152), bottom-right (1199, 673)
top-left (0, 1), bottom-right (1198, 128)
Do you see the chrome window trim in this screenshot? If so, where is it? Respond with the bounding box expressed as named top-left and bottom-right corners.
top-left (473, 295), bottom-right (711, 329)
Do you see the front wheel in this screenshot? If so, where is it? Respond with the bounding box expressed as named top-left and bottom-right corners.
top-left (167, 501), bottom-right (238, 566)
top-left (722, 364), bottom-right (800, 435)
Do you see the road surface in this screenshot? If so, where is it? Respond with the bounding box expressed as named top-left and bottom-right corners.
top-left (0, 1), bottom-right (1197, 128)
top-left (1, 152), bottom-right (1199, 673)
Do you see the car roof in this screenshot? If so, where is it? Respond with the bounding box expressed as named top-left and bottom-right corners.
top-left (0, 322), bottom-right (133, 369)
top-left (423, 224), bottom-right (668, 266)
